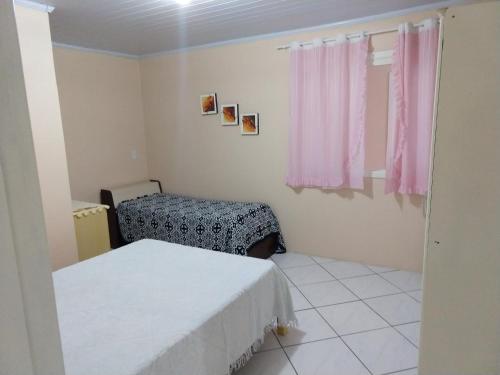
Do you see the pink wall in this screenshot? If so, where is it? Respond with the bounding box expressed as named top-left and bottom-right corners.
top-left (54, 48), bottom-right (149, 203)
top-left (53, 12), bottom-right (433, 272)
top-left (138, 12), bottom-right (433, 272)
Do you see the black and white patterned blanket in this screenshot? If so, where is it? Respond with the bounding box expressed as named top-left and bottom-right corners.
top-left (117, 193), bottom-right (286, 256)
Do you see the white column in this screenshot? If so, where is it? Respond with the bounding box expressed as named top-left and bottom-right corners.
top-left (15, 3), bottom-right (79, 269)
top-left (0, 0), bottom-right (65, 374)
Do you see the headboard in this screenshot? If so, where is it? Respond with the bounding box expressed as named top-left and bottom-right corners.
top-left (100, 180), bottom-right (163, 249)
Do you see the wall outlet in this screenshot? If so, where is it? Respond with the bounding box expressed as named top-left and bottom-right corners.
top-left (131, 150), bottom-right (137, 160)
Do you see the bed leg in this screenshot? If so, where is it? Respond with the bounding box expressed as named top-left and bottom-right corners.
top-left (276, 325), bottom-right (289, 336)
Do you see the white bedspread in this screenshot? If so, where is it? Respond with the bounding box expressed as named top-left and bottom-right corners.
top-left (53, 239), bottom-right (296, 375)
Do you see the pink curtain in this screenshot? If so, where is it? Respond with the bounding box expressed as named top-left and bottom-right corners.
top-left (386, 20), bottom-right (439, 195)
top-left (286, 35), bottom-right (369, 189)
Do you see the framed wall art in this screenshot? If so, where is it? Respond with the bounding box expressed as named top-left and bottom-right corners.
top-left (200, 93), bottom-right (218, 115)
top-left (240, 113), bottom-right (259, 135)
top-left (221, 104), bottom-right (239, 126)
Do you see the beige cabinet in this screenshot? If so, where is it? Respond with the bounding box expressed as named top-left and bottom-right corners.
top-left (72, 201), bottom-right (111, 261)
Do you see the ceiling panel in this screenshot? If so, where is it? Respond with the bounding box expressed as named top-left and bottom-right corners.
top-left (37, 0), bottom-right (455, 56)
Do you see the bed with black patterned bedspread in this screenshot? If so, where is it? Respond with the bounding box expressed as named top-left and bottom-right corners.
top-left (116, 193), bottom-right (286, 256)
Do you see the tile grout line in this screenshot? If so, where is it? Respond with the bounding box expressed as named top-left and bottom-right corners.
top-left (336, 276), bottom-right (405, 301)
top-left (285, 279), bottom-right (338, 287)
top-left (382, 367), bottom-right (418, 375)
top-left (273, 253), bottom-right (421, 371)
top-left (288, 264), bottom-right (421, 309)
top-left (274, 321), bottom-right (421, 350)
top-left (337, 277), bottom-right (400, 325)
top-left (253, 324), bottom-right (299, 374)
top-left (346, 271), bottom-right (423, 350)
top-left (275, 254), bottom-right (420, 336)
top-left (318, 299), bottom-right (417, 375)
top-left (316, 260), bottom-right (373, 280)
top-left (280, 346), bottom-right (299, 375)
top-left (292, 297), bottom-right (361, 311)
top-left (405, 291), bottom-right (422, 303)
top-left (331, 272), bottom-right (422, 352)
top-left (362, 290), bottom-right (421, 302)
top-left (313, 303), bottom-right (375, 375)
top-left (278, 334), bottom-right (366, 349)
top-left (280, 255), bottom-right (374, 375)
top-left (289, 287), bottom-right (314, 311)
top-left (339, 321), bottom-right (421, 339)
top-left (274, 255), bottom-right (344, 374)
top-left (376, 271), bottom-right (424, 301)
top-left (278, 303), bottom-right (376, 375)
top-left (313, 259), bottom-right (422, 356)
top-left (392, 323), bottom-right (421, 350)
top-left (312, 254), bottom-right (422, 291)
top-left (279, 255), bottom-right (422, 289)
top-left (275, 253), bottom-right (422, 311)
top-left (310, 259), bottom-right (385, 373)
top-left (279, 336), bottom-right (339, 349)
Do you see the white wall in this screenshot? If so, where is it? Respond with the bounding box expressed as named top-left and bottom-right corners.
top-left (419, 2), bottom-right (500, 374)
top-left (0, 1), bottom-right (65, 374)
top-left (16, 4), bottom-right (78, 270)
top-left (54, 47), bottom-right (149, 203)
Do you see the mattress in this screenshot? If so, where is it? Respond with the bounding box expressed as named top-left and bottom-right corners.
top-left (53, 239), bottom-right (296, 375)
top-left (116, 193), bottom-right (286, 255)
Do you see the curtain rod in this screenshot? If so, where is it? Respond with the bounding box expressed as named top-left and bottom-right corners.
top-left (276, 18), bottom-right (441, 51)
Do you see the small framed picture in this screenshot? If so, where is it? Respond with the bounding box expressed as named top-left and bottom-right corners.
top-left (221, 104), bottom-right (239, 126)
top-left (200, 93), bottom-right (218, 115)
top-left (240, 113), bottom-right (259, 135)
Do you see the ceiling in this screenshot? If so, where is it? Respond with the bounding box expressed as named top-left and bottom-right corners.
top-left (38, 0), bottom-right (454, 56)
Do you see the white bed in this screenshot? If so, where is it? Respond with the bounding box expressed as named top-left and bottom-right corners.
top-left (53, 239), bottom-right (296, 375)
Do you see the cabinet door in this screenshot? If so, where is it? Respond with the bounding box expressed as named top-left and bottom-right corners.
top-left (419, 2), bottom-right (500, 375)
top-left (74, 209), bottom-right (111, 261)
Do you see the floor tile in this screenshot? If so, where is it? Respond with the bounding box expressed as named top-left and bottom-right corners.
top-left (298, 280), bottom-right (358, 307)
top-left (257, 331), bottom-right (281, 352)
top-left (235, 348), bottom-right (297, 375)
top-left (365, 293), bottom-right (421, 325)
top-left (367, 264), bottom-right (396, 273)
top-left (321, 261), bottom-right (373, 279)
top-left (381, 270), bottom-right (423, 291)
top-left (283, 265), bottom-right (335, 286)
top-left (407, 290), bottom-right (423, 302)
top-left (289, 287), bottom-right (313, 311)
top-left (390, 368), bottom-right (418, 375)
top-left (272, 252), bottom-right (316, 269)
top-left (340, 274), bottom-right (401, 299)
top-left (395, 322), bottom-right (421, 347)
top-left (311, 255), bottom-right (337, 264)
top-left (343, 327), bottom-right (419, 375)
top-left (285, 338), bottom-right (370, 375)
top-left (276, 309), bottom-right (337, 347)
top-left (318, 301), bottom-right (388, 336)
top-left (240, 251), bottom-right (422, 375)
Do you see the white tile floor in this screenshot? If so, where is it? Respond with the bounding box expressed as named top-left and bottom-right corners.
top-left (236, 252), bottom-right (423, 375)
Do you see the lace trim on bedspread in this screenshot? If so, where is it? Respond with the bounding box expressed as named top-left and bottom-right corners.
top-left (228, 317), bottom-right (298, 374)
